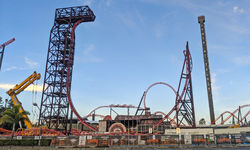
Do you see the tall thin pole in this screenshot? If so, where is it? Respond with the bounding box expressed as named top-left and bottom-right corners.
top-left (198, 16), bottom-right (215, 124)
top-left (0, 46), bottom-right (5, 71)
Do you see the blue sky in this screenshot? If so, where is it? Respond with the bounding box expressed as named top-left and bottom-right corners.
top-left (0, 0), bottom-right (249, 124)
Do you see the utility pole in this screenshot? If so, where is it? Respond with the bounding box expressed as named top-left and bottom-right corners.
top-left (0, 38), bottom-right (15, 71)
top-left (198, 16), bottom-right (215, 124)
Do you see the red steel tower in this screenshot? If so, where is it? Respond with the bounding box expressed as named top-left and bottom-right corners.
top-left (39, 6), bottom-right (95, 132)
top-left (175, 42), bottom-right (196, 127)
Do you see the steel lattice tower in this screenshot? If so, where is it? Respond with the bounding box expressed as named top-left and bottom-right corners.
top-left (39, 6), bottom-right (95, 132)
top-left (175, 42), bottom-right (196, 127)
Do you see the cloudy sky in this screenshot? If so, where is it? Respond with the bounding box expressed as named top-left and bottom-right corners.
top-left (0, 0), bottom-right (249, 124)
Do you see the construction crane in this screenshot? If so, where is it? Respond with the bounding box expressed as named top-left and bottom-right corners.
top-left (0, 38), bottom-right (15, 71)
top-left (6, 71), bottom-right (41, 129)
top-left (198, 16), bottom-right (215, 124)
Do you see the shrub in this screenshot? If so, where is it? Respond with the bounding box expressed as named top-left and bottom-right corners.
top-left (0, 139), bottom-right (51, 146)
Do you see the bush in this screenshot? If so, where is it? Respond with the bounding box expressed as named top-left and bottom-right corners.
top-left (40, 139), bottom-right (51, 146)
top-left (0, 139), bottom-right (51, 146)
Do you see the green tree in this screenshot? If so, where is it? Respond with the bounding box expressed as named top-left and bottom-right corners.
top-left (0, 96), bottom-right (9, 129)
top-left (0, 106), bottom-right (29, 136)
top-left (199, 118), bottom-right (206, 125)
top-left (0, 97), bottom-right (11, 114)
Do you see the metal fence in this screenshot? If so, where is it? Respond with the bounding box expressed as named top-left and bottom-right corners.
top-left (0, 133), bottom-right (249, 147)
top-left (49, 133), bottom-right (250, 147)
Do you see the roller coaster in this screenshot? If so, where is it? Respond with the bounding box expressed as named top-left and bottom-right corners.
top-left (37, 5), bottom-right (196, 133)
top-left (0, 5), bottom-right (249, 137)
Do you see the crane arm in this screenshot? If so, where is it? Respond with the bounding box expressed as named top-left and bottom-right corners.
top-left (7, 72), bottom-right (41, 95)
top-left (6, 71), bottom-right (41, 129)
top-left (0, 38), bottom-right (15, 49)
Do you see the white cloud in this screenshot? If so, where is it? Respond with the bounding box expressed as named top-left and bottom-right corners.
top-left (211, 73), bottom-right (220, 95)
top-left (115, 8), bottom-right (146, 29)
top-left (106, 0), bottom-right (112, 7)
top-left (154, 24), bottom-right (165, 38)
top-left (117, 14), bottom-right (136, 28)
top-left (24, 57), bottom-right (39, 69)
top-left (77, 0), bottom-right (93, 6)
top-left (233, 6), bottom-right (244, 13)
top-left (233, 55), bottom-right (250, 65)
top-left (211, 73), bottom-right (216, 84)
top-left (170, 54), bottom-right (182, 65)
top-left (0, 83), bottom-right (44, 92)
top-left (152, 12), bottom-right (175, 38)
top-left (233, 6), bottom-right (238, 13)
top-left (222, 23), bottom-right (250, 35)
top-left (135, 9), bottom-right (145, 26)
top-left (3, 66), bottom-right (27, 72)
top-left (83, 44), bottom-right (94, 55)
top-left (5, 66), bottom-right (17, 71)
top-left (3, 57), bottom-right (39, 72)
top-left (80, 44), bottom-right (103, 63)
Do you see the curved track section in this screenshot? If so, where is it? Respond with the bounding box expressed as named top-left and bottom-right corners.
top-left (213, 111), bottom-right (238, 124)
top-left (67, 20), bottom-right (97, 131)
top-left (143, 82), bottom-right (177, 110)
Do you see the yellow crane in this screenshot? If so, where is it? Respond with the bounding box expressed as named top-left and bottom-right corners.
top-left (6, 71), bottom-right (41, 129)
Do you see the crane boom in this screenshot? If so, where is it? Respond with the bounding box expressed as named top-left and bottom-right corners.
top-left (6, 71), bottom-right (41, 129)
top-left (0, 38), bottom-right (15, 71)
top-left (0, 38), bottom-right (15, 49)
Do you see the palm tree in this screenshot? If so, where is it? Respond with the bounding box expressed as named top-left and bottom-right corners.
top-left (0, 105), bottom-right (29, 136)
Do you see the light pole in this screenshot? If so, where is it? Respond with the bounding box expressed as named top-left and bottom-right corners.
top-left (33, 102), bottom-right (41, 146)
top-left (32, 102), bottom-right (40, 123)
top-left (33, 102), bottom-right (40, 110)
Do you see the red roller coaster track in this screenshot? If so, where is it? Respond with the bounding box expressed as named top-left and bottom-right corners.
top-left (213, 104), bottom-right (250, 125)
top-left (67, 20), bottom-right (97, 132)
top-left (213, 111), bottom-right (238, 124)
top-left (153, 111), bottom-right (177, 125)
top-left (85, 104), bottom-right (141, 119)
top-left (143, 82), bottom-right (177, 111)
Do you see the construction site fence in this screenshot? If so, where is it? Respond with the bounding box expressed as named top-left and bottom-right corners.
top-left (0, 133), bottom-right (249, 147)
